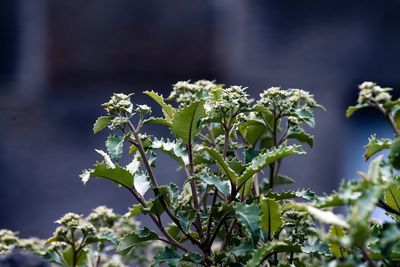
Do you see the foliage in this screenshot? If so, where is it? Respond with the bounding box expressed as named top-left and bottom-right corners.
top-left (2, 80), bottom-right (400, 267)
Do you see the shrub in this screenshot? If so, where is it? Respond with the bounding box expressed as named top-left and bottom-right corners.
top-left (1, 80), bottom-right (400, 266)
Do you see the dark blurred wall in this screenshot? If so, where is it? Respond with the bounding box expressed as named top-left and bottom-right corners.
top-left (1, 0), bottom-right (400, 237)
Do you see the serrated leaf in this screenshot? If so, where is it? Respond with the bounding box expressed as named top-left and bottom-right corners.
top-left (384, 185), bottom-right (400, 220)
top-left (238, 144), bottom-right (305, 187)
top-left (275, 174), bottom-right (295, 185)
top-left (134, 173), bottom-right (150, 196)
top-left (143, 117), bottom-right (172, 127)
top-left (235, 202), bottom-right (261, 244)
top-left (364, 134), bottom-right (391, 161)
top-left (93, 116), bottom-right (112, 134)
top-left (144, 91), bottom-right (175, 121)
top-left (328, 225), bottom-right (349, 258)
top-left (287, 128), bottom-right (314, 147)
top-left (198, 172), bottom-right (230, 196)
top-left (151, 138), bottom-right (189, 166)
top-left (266, 188), bottom-right (316, 201)
top-left (245, 241), bottom-right (301, 267)
top-left (295, 108), bottom-right (315, 127)
top-left (171, 100), bottom-right (206, 144)
top-left (106, 135), bottom-right (124, 161)
top-left (91, 162), bottom-right (133, 188)
top-left (260, 197), bottom-right (282, 236)
top-left (95, 149), bottom-right (115, 168)
top-left (126, 156), bottom-right (140, 175)
top-left (125, 204), bottom-right (143, 217)
top-left (176, 210), bottom-right (195, 233)
top-left (152, 247), bottom-right (181, 267)
top-left (117, 227), bottom-right (159, 255)
top-left (202, 147), bottom-right (238, 184)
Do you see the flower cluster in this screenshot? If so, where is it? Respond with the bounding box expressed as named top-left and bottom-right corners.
top-left (55, 212), bottom-right (81, 229)
top-left (0, 229), bottom-right (18, 255)
top-left (212, 85), bottom-right (250, 114)
top-left (102, 93), bottom-right (134, 114)
top-left (168, 80), bottom-right (218, 105)
top-left (357, 81), bottom-right (392, 104)
top-left (258, 87), bottom-right (317, 114)
top-left (87, 206), bottom-right (118, 229)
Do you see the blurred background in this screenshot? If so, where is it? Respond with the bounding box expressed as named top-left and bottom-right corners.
top-left (1, 0), bottom-right (400, 238)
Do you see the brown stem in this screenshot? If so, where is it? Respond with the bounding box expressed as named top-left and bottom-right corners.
top-left (361, 246), bottom-right (376, 267)
top-left (373, 102), bottom-right (400, 136)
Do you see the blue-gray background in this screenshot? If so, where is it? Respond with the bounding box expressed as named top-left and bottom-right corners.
top-left (0, 0), bottom-right (399, 238)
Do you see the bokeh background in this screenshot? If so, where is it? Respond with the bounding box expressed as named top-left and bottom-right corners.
top-left (1, 0), bottom-right (400, 238)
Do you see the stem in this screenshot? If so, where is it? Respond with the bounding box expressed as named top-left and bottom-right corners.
top-left (361, 246), bottom-right (376, 267)
top-left (377, 200), bottom-right (400, 217)
top-left (373, 102), bottom-right (400, 136)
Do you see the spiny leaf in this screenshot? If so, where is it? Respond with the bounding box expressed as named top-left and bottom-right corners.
top-left (260, 197), bottom-right (282, 235)
top-left (91, 162), bottom-right (133, 188)
top-left (171, 100), bottom-right (206, 144)
top-left (93, 116), bottom-right (112, 134)
top-left (152, 247), bottom-right (181, 267)
top-left (364, 134), bottom-right (391, 161)
top-left (144, 90), bottom-right (175, 121)
top-left (143, 117), bottom-right (172, 127)
top-left (106, 135), bottom-right (124, 161)
top-left (328, 225), bottom-right (349, 259)
top-left (151, 137), bottom-right (189, 166)
top-left (134, 173), bottom-right (150, 196)
top-left (197, 172), bottom-right (231, 196)
top-left (286, 128), bottom-right (314, 147)
top-left (266, 188), bottom-right (316, 201)
top-left (235, 202), bottom-right (261, 245)
top-left (384, 185), bottom-right (400, 220)
top-left (117, 227), bottom-right (159, 255)
top-left (238, 144), bottom-right (305, 187)
top-left (176, 210), bottom-right (195, 233)
top-left (202, 147), bottom-right (238, 184)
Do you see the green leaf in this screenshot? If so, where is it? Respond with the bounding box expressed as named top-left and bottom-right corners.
top-left (151, 138), bottom-right (188, 166)
top-left (171, 100), bottom-right (206, 144)
top-left (287, 128), bottom-right (314, 147)
top-left (295, 108), bottom-right (315, 127)
top-left (275, 174), bottom-right (295, 185)
top-left (144, 91), bottom-right (175, 121)
top-left (328, 225), bottom-right (349, 259)
top-left (176, 210), bottom-right (195, 233)
top-left (202, 147), bottom-right (238, 184)
top-left (367, 154), bottom-right (383, 181)
top-left (235, 202), bottom-right (261, 244)
top-left (152, 247), bottom-right (181, 267)
top-left (390, 138), bottom-right (400, 170)
top-left (62, 247), bottom-right (88, 267)
top-left (306, 205), bottom-right (349, 228)
top-left (198, 172), bottom-right (230, 196)
top-left (93, 116), bottom-right (112, 134)
top-left (117, 227), bottom-right (159, 255)
top-left (238, 144), bottom-right (305, 187)
top-left (384, 185), bottom-right (400, 220)
top-left (238, 119), bottom-right (268, 146)
top-left (346, 104), bottom-right (368, 117)
top-left (126, 204), bottom-right (144, 217)
top-left (245, 241), bottom-right (301, 267)
top-left (364, 134), bottom-right (392, 161)
top-left (266, 188), bottom-right (316, 201)
top-left (91, 162), bottom-right (133, 188)
top-left (260, 197), bottom-right (282, 235)
top-left (106, 135), bottom-right (124, 161)
top-left (143, 117), bottom-right (172, 127)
